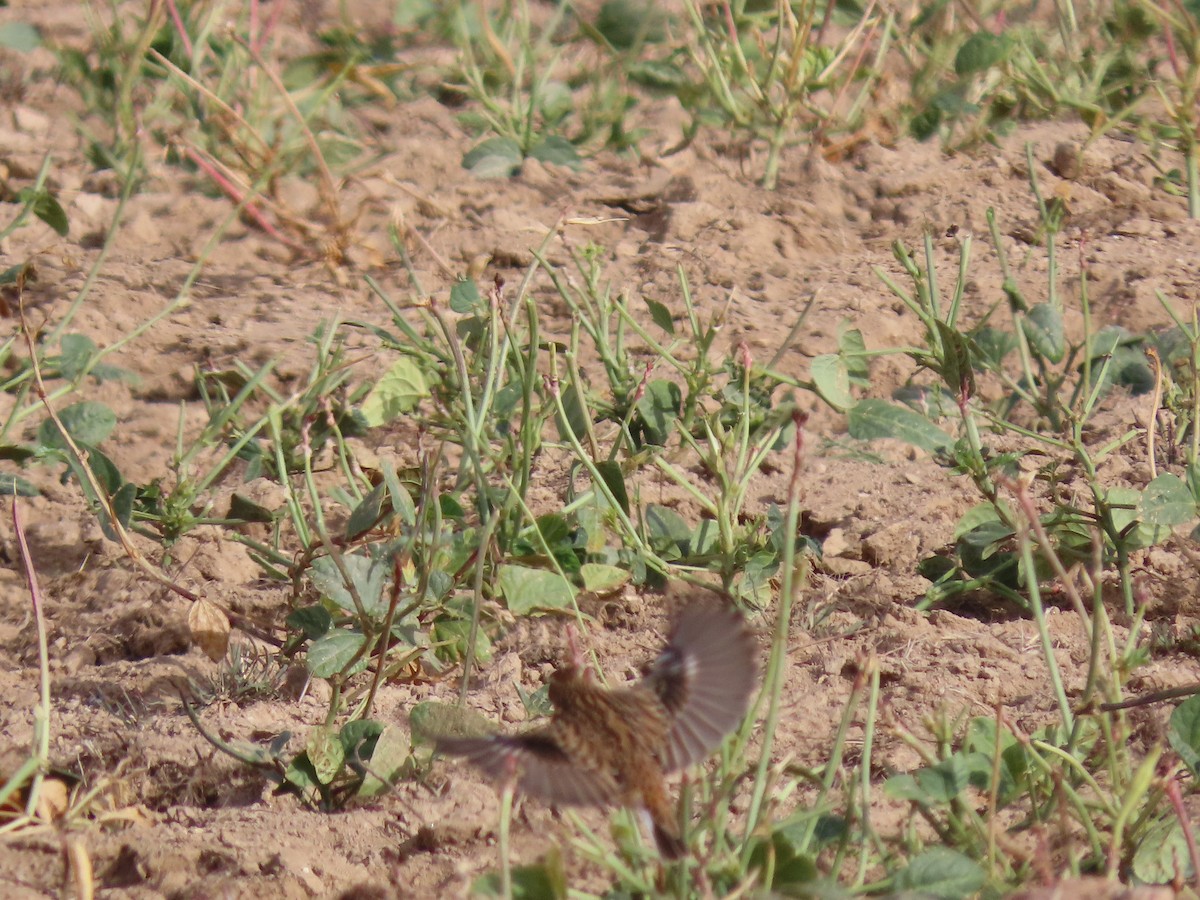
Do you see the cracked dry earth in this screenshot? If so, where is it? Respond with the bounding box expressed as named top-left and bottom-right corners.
top-left (4, 2), bottom-right (1200, 897)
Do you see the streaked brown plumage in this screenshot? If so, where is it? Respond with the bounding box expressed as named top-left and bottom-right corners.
top-left (437, 602), bottom-right (757, 859)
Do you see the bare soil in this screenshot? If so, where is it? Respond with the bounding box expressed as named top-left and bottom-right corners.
top-left (3, 2), bottom-right (1200, 897)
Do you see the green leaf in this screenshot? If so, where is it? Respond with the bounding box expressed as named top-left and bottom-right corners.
top-left (410, 700), bottom-right (498, 743)
top-left (473, 854), bottom-right (567, 899)
top-left (58, 334), bottom-right (97, 381)
top-left (1134, 815), bottom-right (1195, 884)
top-left (895, 847), bottom-right (986, 898)
top-left (381, 464), bottom-right (416, 526)
top-left (0, 22), bottom-right (41, 52)
top-left (339, 719), bottom-right (385, 761)
top-left (449, 278), bottom-right (482, 313)
top-left (594, 0), bottom-right (666, 49)
top-left (1021, 304), bottom-right (1065, 364)
top-left (37, 402), bottom-right (116, 450)
top-left (361, 358), bottom-right (428, 426)
top-left (580, 563), bottom-right (629, 594)
top-left (346, 481), bottom-right (386, 539)
top-left (847, 398), bottom-right (952, 452)
top-left (357, 725), bottom-right (410, 798)
top-left (884, 754), bottom-right (975, 803)
top-left (934, 320), bottom-right (976, 398)
top-left (310, 552), bottom-right (390, 617)
top-left (644, 504), bottom-right (691, 555)
top-left (1169, 694), bottom-right (1200, 776)
top-left (555, 375), bottom-right (589, 442)
top-left (0, 473), bottom-right (38, 496)
top-left (636, 379), bottom-right (681, 445)
top-left (433, 615), bottom-right (493, 664)
top-left (228, 492), bottom-right (275, 523)
top-left (837, 323), bottom-right (870, 386)
top-left (810, 354), bottom-right (853, 410)
top-left (955, 31), bottom-right (1009, 75)
top-left (1140, 473), bottom-right (1195, 527)
top-left (286, 605), bottom-right (333, 640)
top-left (497, 564), bottom-right (575, 615)
top-left (644, 297), bottom-right (675, 335)
top-left (462, 137), bottom-right (523, 178)
top-left (110, 482), bottom-right (135, 532)
top-left (953, 502), bottom-right (1006, 540)
top-left (307, 629), bottom-right (369, 678)
top-left (528, 136), bottom-right (583, 170)
top-left (306, 725), bottom-right (345, 784)
top-left (18, 187), bottom-right (68, 237)
top-left (593, 460), bottom-right (629, 514)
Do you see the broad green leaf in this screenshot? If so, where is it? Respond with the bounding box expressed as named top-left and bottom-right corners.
top-left (0, 22), bottom-right (41, 52)
top-left (449, 278), bottom-right (482, 313)
top-left (286, 605), bottom-right (333, 640)
top-left (497, 564), bottom-right (575, 615)
top-left (537, 81), bottom-right (574, 125)
top-left (1169, 694), bottom-right (1200, 776)
top-left (636, 379), bottom-right (681, 445)
top-left (361, 358), bottom-right (428, 426)
top-left (580, 563), bottom-right (629, 594)
top-left (18, 187), bottom-right (68, 236)
top-left (346, 481), bottom-right (386, 539)
top-left (629, 58), bottom-right (689, 92)
top-left (594, 460), bottom-right (629, 514)
top-left (1134, 815), bottom-right (1195, 884)
top-left (1021, 304), bottom-right (1065, 364)
top-left (462, 137), bottom-right (523, 178)
top-left (473, 854), bottom-right (567, 899)
top-left (310, 552), bottom-right (390, 617)
top-left (954, 502), bottom-right (1006, 540)
top-left (306, 725), bottom-right (345, 784)
top-left (594, 0), bottom-right (667, 49)
top-left (37, 402), bottom-right (116, 449)
top-left (644, 503), bottom-right (690, 556)
top-left (110, 482), bottom-right (135, 531)
top-left (934, 320), bottom-right (976, 399)
top-left (528, 136), bottom-right (583, 171)
top-left (58, 334), bottom-right (97, 380)
top-left (884, 754), bottom-right (975, 803)
top-left (955, 31), bottom-right (1009, 75)
top-left (895, 847), bottom-right (986, 898)
top-left (381, 464), bottom-right (416, 526)
top-left (645, 297), bottom-right (674, 335)
top-left (0, 473), bottom-right (38, 496)
top-left (85, 446), bottom-right (124, 494)
top-left (307, 629), bottom-right (369, 678)
top-left (228, 492), bottom-right (275, 524)
top-left (1140, 473), bottom-right (1195, 527)
top-left (847, 398), bottom-right (952, 452)
top-left (410, 700), bottom-right (497, 743)
top-left (358, 725), bottom-right (410, 798)
top-left (339, 719), bottom-right (385, 760)
top-left (811, 354), bottom-right (853, 410)
top-left (837, 323), bottom-right (870, 386)
top-left (554, 376), bottom-right (589, 442)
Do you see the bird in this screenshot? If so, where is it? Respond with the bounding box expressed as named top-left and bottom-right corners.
top-left (436, 601), bottom-right (757, 859)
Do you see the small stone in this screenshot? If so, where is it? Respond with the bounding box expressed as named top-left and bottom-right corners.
top-left (1051, 141), bottom-right (1081, 179)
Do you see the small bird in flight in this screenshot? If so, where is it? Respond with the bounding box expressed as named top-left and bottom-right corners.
top-left (437, 602), bottom-right (758, 859)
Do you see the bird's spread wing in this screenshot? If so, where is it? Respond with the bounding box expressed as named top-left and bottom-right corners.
top-left (643, 602), bottom-right (757, 772)
top-left (437, 730), bottom-right (619, 807)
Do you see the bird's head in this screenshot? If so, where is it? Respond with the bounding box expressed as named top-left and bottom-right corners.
top-left (548, 624), bottom-right (596, 704)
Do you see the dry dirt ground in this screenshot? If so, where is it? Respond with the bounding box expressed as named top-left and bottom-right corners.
top-left (3, 2), bottom-right (1200, 898)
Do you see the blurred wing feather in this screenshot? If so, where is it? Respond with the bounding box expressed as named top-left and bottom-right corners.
top-left (644, 602), bottom-right (757, 772)
top-left (437, 731), bottom-right (618, 806)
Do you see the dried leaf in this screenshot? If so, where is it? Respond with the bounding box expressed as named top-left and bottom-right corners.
top-left (188, 598), bottom-right (230, 662)
top-left (37, 777), bottom-right (69, 820)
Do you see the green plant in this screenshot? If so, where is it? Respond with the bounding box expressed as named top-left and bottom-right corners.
top-left (648, 0), bottom-right (888, 188)
top-left (1136, 0), bottom-right (1200, 215)
top-left (897, 0), bottom-right (1153, 148)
